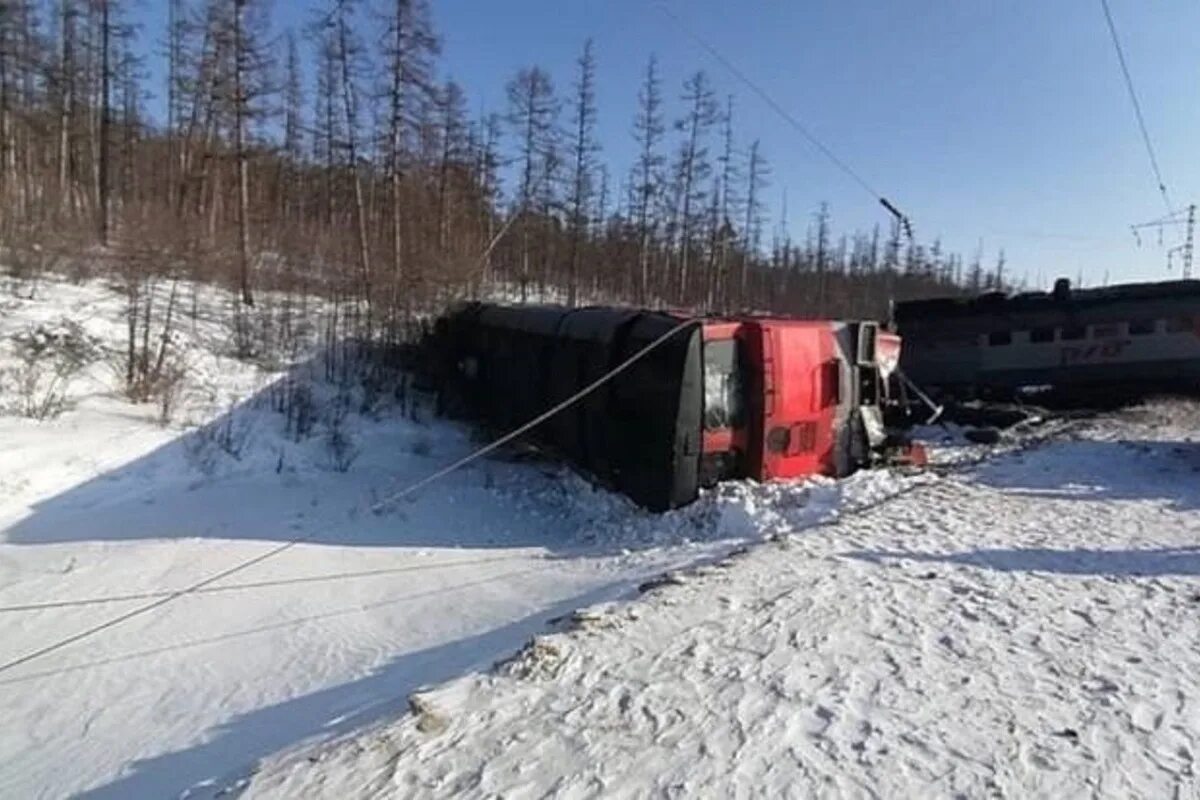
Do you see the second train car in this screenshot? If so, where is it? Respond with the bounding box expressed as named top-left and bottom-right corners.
top-left (430, 303), bottom-right (903, 510)
top-left (894, 278), bottom-right (1200, 400)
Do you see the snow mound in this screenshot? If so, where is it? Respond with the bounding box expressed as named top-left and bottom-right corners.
top-left (494, 460), bottom-right (927, 549)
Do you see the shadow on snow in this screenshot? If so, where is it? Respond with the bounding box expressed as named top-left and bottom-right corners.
top-left (848, 545), bottom-right (1200, 578)
top-left (0, 353), bottom-right (693, 797)
top-left (971, 437), bottom-right (1200, 511)
top-left (846, 437), bottom-right (1200, 578)
top-left (69, 580), bottom-right (631, 800)
top-left (1, 354), bottom-right (656, 554)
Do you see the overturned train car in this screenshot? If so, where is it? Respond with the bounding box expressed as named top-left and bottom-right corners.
top-left (429, 303), bottom-right (902, 511)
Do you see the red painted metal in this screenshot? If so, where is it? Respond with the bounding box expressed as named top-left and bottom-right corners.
top-left (746, 320), bottom-right (840, 480)
top-left (701, 321), bottom-right (740, 341)
top-left (697, 319), bottom-right (847, 481)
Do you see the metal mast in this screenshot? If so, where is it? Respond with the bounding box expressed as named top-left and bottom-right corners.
top-left (1130, 204), bottom-right (1196, 277)
top-left (1183, 204), bottom-right (1195, 279)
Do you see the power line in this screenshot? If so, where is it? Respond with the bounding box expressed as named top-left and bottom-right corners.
top-left (1099, 0), bottom-right (1173, 213)
top-left (0, 568), bottom-right (542, 687)
top-left (0, 554), bottom-right (532, 613)
top-left (652, 1), bottom-right (914, 240)
top-left (0, 318), bottom-right (698, 677)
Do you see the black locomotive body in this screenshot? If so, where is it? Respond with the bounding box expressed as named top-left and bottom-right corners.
top-left (433, 303), bottom-right (704, 510)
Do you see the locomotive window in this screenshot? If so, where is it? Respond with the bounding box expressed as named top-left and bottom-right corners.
top-left (1167, 316), bottom-right (1194, 333)
top-left (1092, 323), bottom-right (1118, 338)
top-left (703, 339), bottom-right (745, 431)
top-left (1029, 327), bottom-right (1055, 343)
top-left (1060, 325), bottom-right (1086, 340)
top-left (1128, 320), bottom-right (1156, 335)
top-left (987, 331), bottom-right (1012, 346)
top-left (821, 359), bottom-right (841, 407)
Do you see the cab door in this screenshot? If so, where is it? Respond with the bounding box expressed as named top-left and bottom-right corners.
top-left (699, 323), bottom-right (749, 485)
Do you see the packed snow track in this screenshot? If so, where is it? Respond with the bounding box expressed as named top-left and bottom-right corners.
top-left (246, 405), bottom-right (1200, 799)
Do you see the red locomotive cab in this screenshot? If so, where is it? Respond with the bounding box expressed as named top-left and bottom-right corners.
top-left (738, 320), bottom-right (847, 481)
top-left (697, 318), bottom-right (889, 488)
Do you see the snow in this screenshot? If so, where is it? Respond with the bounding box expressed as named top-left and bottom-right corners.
top-left (0, 276), bottom-right (774, 799)
top-left (5, 276), bottom-right (1200, 799)
top-left (244, 404), bottom-right (1200, 799)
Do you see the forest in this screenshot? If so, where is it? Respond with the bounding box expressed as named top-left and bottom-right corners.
top-left (0, 0), bottom-right (1005, 363)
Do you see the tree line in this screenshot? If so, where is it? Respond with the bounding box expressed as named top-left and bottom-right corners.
top-left (0, 0), bottom-right (1008, 349)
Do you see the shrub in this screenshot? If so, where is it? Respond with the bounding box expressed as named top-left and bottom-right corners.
top-left (1, 319), bottom-right (104, 420)
top-left (185, 408), bottom-right (256, 474)
top-left (325, 418), bottom-right (360, 473)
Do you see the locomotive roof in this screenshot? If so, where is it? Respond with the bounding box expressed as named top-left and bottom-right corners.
top-left (468, 302), bottom-right (686, 342)
top-left (460, 301), bottom-right (871, 330)
top-left (893, 278), bottom-right (1200, 324)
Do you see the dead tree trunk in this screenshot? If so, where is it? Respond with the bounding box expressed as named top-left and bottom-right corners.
top-left (232, 0), bottom-right (254, 306)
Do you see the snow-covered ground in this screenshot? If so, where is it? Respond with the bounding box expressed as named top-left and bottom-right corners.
top-left (5, 276), bottom-right (1200, 799)
top-left (244, 405), bottom-right (1200, 799)
top-left (0, 277), bottom-right (827, 799)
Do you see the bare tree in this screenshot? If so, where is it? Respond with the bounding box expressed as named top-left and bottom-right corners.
top-left (380, 0), bottom-right (437, 324)
top-left (436, 79), bottom-right (467, 252)
top-left (218, 0), bottom-right (273, 306)
top-left (280, 29), bottom-right (302, 218)
top-left (672, 70), bottom-right (717, 303)
top-left (630, 55), bottom-right (663, 304)
top-left (741, 139), bottom-right (768, 304)
top-left (330, 0), bottom-right (371, 322)
top-left (58, 0), bottom-right (79, 209)
top-left (505, 65), bottom-right (557, 302)
top-left (707, 94), bottom-right (738, 310)
top-left (473, 112), bottom-right (502, 288)
top-left (566, 38), bottom-right (598, 307)
top-left (97, 0), bottom-right (113, 244)
top-left (814, 202), bottom-right (830, 313)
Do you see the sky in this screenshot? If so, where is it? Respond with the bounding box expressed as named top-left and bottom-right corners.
top-left (132, 0), bottom-right (1200, 288)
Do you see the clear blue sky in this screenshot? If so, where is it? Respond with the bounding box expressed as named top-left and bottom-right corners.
top-left (134, 0), bottom-right (1200, 288)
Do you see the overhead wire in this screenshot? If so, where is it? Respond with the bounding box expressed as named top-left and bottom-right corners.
top-left (652, 1), bottom-right (914, 240)
top-left (0, 554), bottom-right (533, 613)
top-left (1098, 0), bottom-right (1174, 213)
top-left (0, 568), bottom-right (543, 687)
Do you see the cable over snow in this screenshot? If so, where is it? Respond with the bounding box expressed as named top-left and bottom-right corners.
top-left (245, 406), bottom-right (1200, 800)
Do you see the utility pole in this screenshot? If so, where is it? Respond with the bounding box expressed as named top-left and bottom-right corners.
top-left (1183, 203), bottom-right (1195, 279)
top-left (1130, 203), bottom-right (1196, 277)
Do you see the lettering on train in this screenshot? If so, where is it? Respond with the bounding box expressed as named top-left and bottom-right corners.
top-left (1059, 339), bottom-right (1131, 366)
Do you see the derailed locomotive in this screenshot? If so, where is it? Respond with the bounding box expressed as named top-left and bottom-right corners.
top-left (894, 278), bottom-right (1200, 400)
top-left (429, 303), bottom-right (907, 510)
